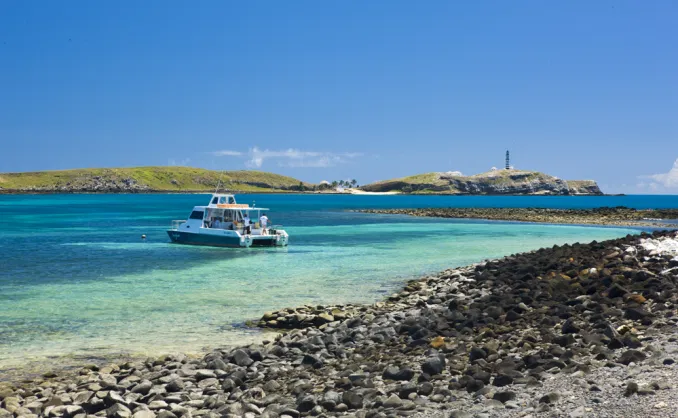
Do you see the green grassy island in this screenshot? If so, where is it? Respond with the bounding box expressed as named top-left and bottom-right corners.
top-left (0, 167), bottom-right (313, 194)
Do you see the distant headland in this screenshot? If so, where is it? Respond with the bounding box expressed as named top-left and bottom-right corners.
top-left (0, 165), bottom-right (602, 195)
top-left (359, 169), bottom-right (603, 195)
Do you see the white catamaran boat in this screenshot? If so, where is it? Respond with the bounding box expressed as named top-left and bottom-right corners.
top-left (167, 193), bottom-right (289, 248)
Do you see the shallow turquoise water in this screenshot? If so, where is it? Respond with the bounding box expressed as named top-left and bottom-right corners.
top-left (0, 194), bottom-right (666, 375)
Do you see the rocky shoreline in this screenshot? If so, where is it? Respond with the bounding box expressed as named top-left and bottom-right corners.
top-left (3, 231), bottom-right (678, 418)
top-left (359, 207), bottom-right (678, 228)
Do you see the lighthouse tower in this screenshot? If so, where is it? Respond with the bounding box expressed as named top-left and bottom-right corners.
top-left (505, 150), bottom-right (510, 170)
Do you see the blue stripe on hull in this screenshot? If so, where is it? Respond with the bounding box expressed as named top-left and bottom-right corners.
top-left (166, 231), bottom-right (281, 248)
top-left (167, 230), bottom-right (242, 247)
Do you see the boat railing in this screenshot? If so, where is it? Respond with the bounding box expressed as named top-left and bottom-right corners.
top-left (170, 220), bottom-right (186, 230)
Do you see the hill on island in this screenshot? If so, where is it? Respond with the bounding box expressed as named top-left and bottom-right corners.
top-left (360, 169), bottom-right (603, 195)
top-left (0, 167), bottom-right (312, 193)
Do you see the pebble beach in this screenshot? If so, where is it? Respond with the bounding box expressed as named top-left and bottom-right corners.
top-left (3, 228), bottom-right (678, 418)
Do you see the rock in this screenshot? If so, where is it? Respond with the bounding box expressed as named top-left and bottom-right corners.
top-left (539, 392), bottom-right (560, 404)
top-left (104, 392), bottom-right (128, 408)
top-left (132, 411), bottom-right (156, 418)
top-left (607, 284), bottom-right (629, 298)
top-left (333, 403), bottom-right (348, 413)
top-left (106, 403), bottom-right (131, 418)
top-left (342, 391), bottom-right (363, 409)
top-left (626, 294), bottom-right (646, 303)
top-left (622, 334), bottom-right (642, 348)
top-left (156, 412), bottom-right (177, 418)
top-left (505, 310), bottom-right (521, 321)
top-left (485, 306), bottom-right (503, 319)
top-left (221, 378), bottom-right (237, 392)
top-left (197, 377), bottom-right (219, 388)
top-left (421, 355), bottom-right (445, 375)
top-left (82, 397), bottom-right (106, 414)
top-left (473, 371), bottom-right (491, 384)
top-left (148, 401), bottom-right (168, 411)
top-left (619, 350), bottom-right (647, 365)
top-left (398, 382), bottom-right (418, 399)
top-left (382, 394), bottom-right (403, 409)
top-left (418, 382), bottom-right (434, 396)
top-left (493, 375), bottom-right (514, 387)
top-left (448, 411), bottom-right (473, 418)
top-left (624, 307), bottom-right (650, 321)
top-left (99, 374), bottom-right (118, 389)
top-left (466, 380), bottom-right (484, 393)
top-left (232, 349), bottom-right (254, 367)
top-left (383, 366), bottom-right (414, 381)
top-left (296, 395), bottom-right (316, 413)
top-left (65, 405), bottom-right (85, 417)
top-left (165, 380), bottom-right (184, 393)
top-left (493, 391), bottom-right (516, 403)
top-left (469, 347), bottom-right (487, 361)
top-left (263, 380), bottom-right (281, 392)
top-left (0, 389), bottom-right (14, 401)
top-left (663, 358), bottom-right (675, 365)
top-left (320, 391), bottom-right (340, 411)
top-left (131, 381), bottom-right (152, 395)
top-left (315, 313), bottom-right (334, 325)
top-left (625, 382), bottom-right (638, 397)
top-left (2, 397), bottom-right (20, 414)
top-left (554, 334), bottom-right (576, 347)
top-left (25, 401), bottom-right (44, 414)
top-left (195, 369), bottom-right (217, 380)
top-left (562, 319), bottom-right (579, 334)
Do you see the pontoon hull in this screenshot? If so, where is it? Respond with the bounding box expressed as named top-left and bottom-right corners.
top-left (167, 231), bottom-right (283, 247)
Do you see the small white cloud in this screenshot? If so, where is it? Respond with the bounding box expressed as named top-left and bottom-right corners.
top-left (213, 146), bottom-right (362, 168)
top-left (281, 156), bottom-right (334, 168)
top-left (639, 158), bottom-right (678, 189)
top-left (168, 158), bottom-right (191, 166)
top-left (212, 150), bottom-right (243, 157)
top-left (244, 157), bottom-right (263, 168)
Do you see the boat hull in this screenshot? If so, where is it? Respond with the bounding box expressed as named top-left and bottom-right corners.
top-left (167, 230), bottom-right (283, 248)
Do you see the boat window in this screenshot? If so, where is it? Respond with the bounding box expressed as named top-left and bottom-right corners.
top-left (228, 196), bottom-right (235, 204)
top-left (219, 196), bottom-right (226, 204)
top-left (211, 197), bottom-right (218, 204)
top-left (189, 210), bottom-right (204, 220)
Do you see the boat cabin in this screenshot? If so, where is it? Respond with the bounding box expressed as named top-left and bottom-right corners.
top-left (182, 194), bottom-right (271, 235)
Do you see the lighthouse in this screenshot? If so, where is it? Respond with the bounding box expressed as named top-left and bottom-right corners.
top-left (505, 150), bottom-right (510, 170)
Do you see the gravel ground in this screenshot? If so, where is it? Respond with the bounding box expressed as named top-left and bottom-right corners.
top-left (412, 329), bottom-right (678, 418)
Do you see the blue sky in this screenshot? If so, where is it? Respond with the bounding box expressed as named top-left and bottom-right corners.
top-left (0, 1), bottom-right (676, 193)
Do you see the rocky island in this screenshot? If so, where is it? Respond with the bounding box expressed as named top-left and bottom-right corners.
top-left (360, 169), bottom-right (603, 195)
top-left (360, 207), bottom-right (678, 228)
